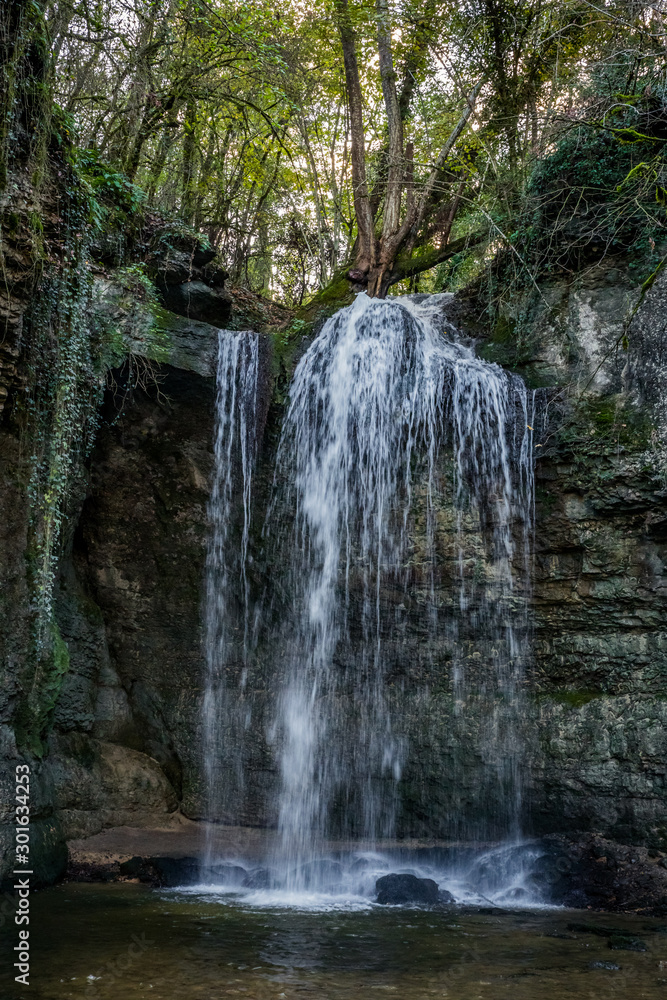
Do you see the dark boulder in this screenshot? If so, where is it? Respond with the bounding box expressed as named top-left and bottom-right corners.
top-left (539, 834), bottom-right (667, 916)
top-left (122, 855), bottom-right (203, 887)
top-left (608, 935), bottom-right (647, 952)
top-left (376, 873), bottom-right (439, 906)
top-left (210, 863), bottom-right (247, 886)
top-left (119, 856), bottom-right (145, 878)
top-left (242, 867), bottom-right (274, 889)
top-left (148, 856), bottom-right (202, 886)
top-left (438, 888), bottom-right (455, 904)
top-left (152, 246), bottom-right (217, 285)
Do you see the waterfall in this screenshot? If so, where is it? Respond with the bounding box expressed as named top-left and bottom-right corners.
top-left (266, 293), bottom-right (536, 877)
top-left (448, 326), bottom-right (536, 841)
top-left (203, 293), bottom-right (538, 891)
top-left (202, 328), bottom-right (259, 864)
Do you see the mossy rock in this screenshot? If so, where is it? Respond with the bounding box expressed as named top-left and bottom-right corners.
top-left (15, 624), bottom-right (70, 758)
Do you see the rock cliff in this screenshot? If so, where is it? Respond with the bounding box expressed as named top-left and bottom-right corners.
top-left (1, 258), bottom-right (666, 888)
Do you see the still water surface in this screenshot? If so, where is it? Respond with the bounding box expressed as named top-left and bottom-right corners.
top-left (2, 883), bottom-right (667, 999)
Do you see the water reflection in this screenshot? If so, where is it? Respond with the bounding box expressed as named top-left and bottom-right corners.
top-left (2, 882), bottom-right (665, 1000)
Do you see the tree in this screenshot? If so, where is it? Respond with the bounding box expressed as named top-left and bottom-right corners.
top-left (332, 0), bottom-right (600, 296)
top-left (336, 0), bottom-right (483, 296)
top-left (42, 0), bottom-right (667, 304)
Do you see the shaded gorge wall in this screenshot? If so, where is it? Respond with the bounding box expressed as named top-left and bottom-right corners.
top-left (2, 260), bottom-right (667, 889)
top-left (43, 264), bottom-right (667, 855)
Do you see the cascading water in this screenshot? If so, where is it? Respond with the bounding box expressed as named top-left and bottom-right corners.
top-left (202, 293), bottom-right (539, 901)
top-left (447, 343), bottom-right (536, 843)
top-left (267, 292), bottom-right (535, 872)
top-left (202, 328), bottom-right (259, 866)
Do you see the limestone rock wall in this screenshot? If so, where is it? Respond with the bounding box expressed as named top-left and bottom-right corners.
top-left (3, 261), bottom-right (667, 885)
top-left (50, 266), bottom-right (666, 851)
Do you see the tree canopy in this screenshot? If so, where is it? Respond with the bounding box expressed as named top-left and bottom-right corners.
top-left (7, 0), bottom-right (667, 304)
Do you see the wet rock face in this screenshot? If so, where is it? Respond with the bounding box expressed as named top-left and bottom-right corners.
top-left (628, 268), bottom-right (667, 444)
top-left (3, 261), bottom-right (664, 888)
top-left (525, 446), bottom-right (667, 846)
top-left (56, 365), bottom-right (218, 828)
top-left (45, 328), bottom-right (274, 838)
top-left (160, 280), bottom-right (232, 328)
top-left (376, 873), bottom-right (440, 906)
top-left (538, 834), bottom-right (667, 916)
top-left (151, 241), bottom-right (232, 328)
top-left (50, 736), bottom-right (179, 839)
top-left (51, 266), bottom-right (667, 853)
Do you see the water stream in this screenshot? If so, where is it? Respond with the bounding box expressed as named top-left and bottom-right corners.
top-left (203, 293), bottom-right (538, 900)
top-left (202, 328), bottom-right (260, 863)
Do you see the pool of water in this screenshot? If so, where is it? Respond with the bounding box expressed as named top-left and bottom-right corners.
top-left (1, 882), bottom-right (666, 999)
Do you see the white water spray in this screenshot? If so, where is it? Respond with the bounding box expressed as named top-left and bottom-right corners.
top-left (267, 293), bottom-right (535, 879)
top-left (202, 329), bottom-right (259, 865)
top-left (203, 294), bottom-right (538, 895)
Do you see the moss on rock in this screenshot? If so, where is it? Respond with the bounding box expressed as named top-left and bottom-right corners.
top-left (16, 622), bottom-right (70, 758)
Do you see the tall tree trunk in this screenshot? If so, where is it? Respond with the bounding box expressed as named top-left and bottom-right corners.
top-left (299, 114), bottom-right (332, 286)
top-left (370, 0), bottom-right (436, 219)
top-left (376, 0), bottom-right (403, 241)
top-left (335, 1), bottom-right (480, 298)
top-left (370, 81), bottom-right (482, 297)
top-left (335, 0), bottom-right (375, 274)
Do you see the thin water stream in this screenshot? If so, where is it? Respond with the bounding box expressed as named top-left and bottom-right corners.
top-left (203, 327), bottom-right (260, 858)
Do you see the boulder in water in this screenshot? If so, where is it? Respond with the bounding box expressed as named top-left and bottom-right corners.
top-left (438, 888), bottom-right (455, 904)
top-left (296, 859), bottom-right (344, 888)
top-left (608, 935), bottom-right (647, 952)
top-left (148, 856), bottom-right (202, 887)
top-left (119, 856), bottom-right (145, 878)
top-left (120, 856), bottom-right (202, 886)
top-left (242, 867), bottom-right (274, 889)
top-left (210, 863), bottom-right (247, 886)
top-left (376, 873), bottom-right (439, 906)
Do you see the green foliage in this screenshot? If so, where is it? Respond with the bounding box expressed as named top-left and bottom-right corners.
top-left (277, 317), bottom-right (307, 349)
top-left (49, 102), bottom-right (76, 151)
top-left (94, 269), bottom-right (171, 368)
top-left (115, 262), bottom-right (159, 302)
top-left (15, 622), bottom-right (70, 757)
top-left (525, 122), bottom-right (664, 272)
top-left (298, 275), bottom-right (354, 322)
top-left (74, 148), bottom-right (146, 229)
top-left (25, 250), bottom-right (104, 648)
top-left (151, 218), bottom-right (212, 258)
top-left (270, 317), bottom-right (310, 400)
top-left (467, 87), bottom-right (667, 345)
top-left (0, 0), bottom-right (52, 190)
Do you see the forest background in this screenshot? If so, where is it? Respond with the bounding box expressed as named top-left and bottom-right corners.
top-left (4, 0), bottom-right (667, 312)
